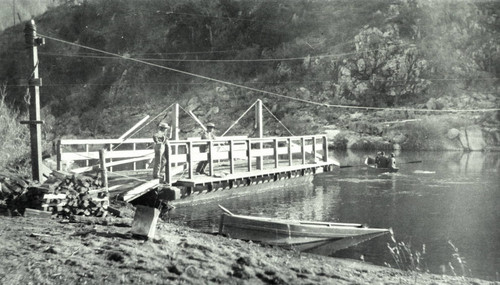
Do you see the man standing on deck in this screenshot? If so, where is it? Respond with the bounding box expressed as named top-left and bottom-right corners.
top-left (152, 122), bottom-right (170, 179)
top-left (196, 123), bottom-right (216, 174)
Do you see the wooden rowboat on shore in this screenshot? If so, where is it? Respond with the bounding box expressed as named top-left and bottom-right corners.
top-left (218, 206), bottom-right (391, 255)
top-left (364, 157), bottom-right (399, 173)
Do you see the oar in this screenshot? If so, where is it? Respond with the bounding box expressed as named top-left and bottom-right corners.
top-left (401, 160), bottom-right (422, 164)
top-left (339, 160), bottom-right (422, 168)
top-left (218, 205), bottom-right (234, 216)
top-left (339, 164), bottom-right (364, 169)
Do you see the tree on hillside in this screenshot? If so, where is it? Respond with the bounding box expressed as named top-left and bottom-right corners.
top-left (393, 0), bottom-right (500, 95)
top-left (336, 24), bottom-right (430, 107)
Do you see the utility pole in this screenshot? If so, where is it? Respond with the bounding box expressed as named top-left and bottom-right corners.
top-left (12, 0), bottom-right (16, 26)
top-left (22, 20), bottom-right (45, 182)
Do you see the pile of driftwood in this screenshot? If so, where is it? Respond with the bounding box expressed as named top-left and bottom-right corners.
top-left (0, 170), bottom-right (113, 218)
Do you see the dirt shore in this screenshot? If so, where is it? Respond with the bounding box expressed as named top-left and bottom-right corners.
top-left (0, 206), bottom-right (495, 285)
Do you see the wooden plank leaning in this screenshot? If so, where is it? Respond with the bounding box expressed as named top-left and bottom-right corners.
top-left (122, 179), bottom-right (161, 203)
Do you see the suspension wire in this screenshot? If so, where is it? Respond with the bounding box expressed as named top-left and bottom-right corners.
top-left (178, 104), bottom-right (207, 131)
top-left (221, 101), bottom-right (258, 137)
top-left (59, 103), bottom-right (172, 182)
top-left (38, 33), bottom-right (500, 113)
top-left (38, 43), bottom-right (414, 62)
top-left (3, 78), bottom-right (500, 87)
top-left (38, 33), bottom-right (326, 108)
top-left (111, 103), bottom-right (174, 151)
top-left (261, 103), bottom-right (294, 136)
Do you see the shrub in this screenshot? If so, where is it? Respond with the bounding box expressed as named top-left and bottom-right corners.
top-left (386, 238), bottom-right (427, 272)
top-left (397, 115), bottom-right (469, 150)
top-left (0, 86), bottom-right (30, 172)
top-left (447, 240), bottom-right (471, 277)
top-left (386, 235), bottom-right (471, 277)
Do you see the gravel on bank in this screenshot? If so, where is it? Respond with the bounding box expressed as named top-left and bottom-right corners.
top-left (0, 213), bottom-right (495, 285)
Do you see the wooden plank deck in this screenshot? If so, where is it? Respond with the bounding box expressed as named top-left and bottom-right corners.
top-left (173, 160), bottom-right (333, 188)
top-left (107, 159), bottom-right (335, 200)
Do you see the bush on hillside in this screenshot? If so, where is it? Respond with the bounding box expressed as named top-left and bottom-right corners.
top-left (397, 116), bottom-right (469, 150)
top-left (336, 25), bottom-right (430, 107)
top-left (0, 0), bottom-right (498, 142)
top-left (0, 86), bottom-right (30, 172)
top-left (0, 86), bottom-right (55, 176)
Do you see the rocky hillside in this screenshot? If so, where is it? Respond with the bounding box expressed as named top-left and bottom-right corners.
top-left (0, 0), bottom-right (70, 32)
top-left (0, 0), bottom-right (498, 159)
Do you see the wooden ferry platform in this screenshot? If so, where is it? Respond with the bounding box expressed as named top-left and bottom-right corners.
top-left (56, 101), bottom-right (338, 203)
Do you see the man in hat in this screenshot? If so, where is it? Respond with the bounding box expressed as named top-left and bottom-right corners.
top-left (389, 153), bottom-right (397, 170)
top-left (152, 122), bottom-right (170, 179)
top-left (196, 123), bottom-right (216, 174)
top-left (375, 151), bottom-right (383, 168)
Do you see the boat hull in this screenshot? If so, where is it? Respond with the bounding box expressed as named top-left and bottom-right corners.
top-left (219, 214), bottom-right (390, 254)
top-left (365, 157), bottom-right (399, 173)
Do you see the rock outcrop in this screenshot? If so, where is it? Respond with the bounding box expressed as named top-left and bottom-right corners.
top-left (458, 125), bottom-right (487, 151)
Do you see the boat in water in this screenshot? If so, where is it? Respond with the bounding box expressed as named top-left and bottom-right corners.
top-left (364, 157), bottom-right (399, 173)
top-left (218, 206), bottom-right (391, 255)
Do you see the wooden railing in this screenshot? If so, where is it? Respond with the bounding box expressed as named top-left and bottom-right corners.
top-left (164, 135), bottom-right (328, 184)
top-left (57, 135), bottom-right (328, 182)
top-left (57, 138), bottom-right (154, 173)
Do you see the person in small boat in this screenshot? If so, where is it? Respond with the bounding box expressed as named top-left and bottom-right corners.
top-left (196, 122), bottom-right (217, 174)
top-left (376, 151), bottom-right (390, 168)
top-left (152, 122), bottom-right (170, 179)
top-left (374, 151), bottom-right (383, 167)
top-left (389, 153), bottom-right (397, 169)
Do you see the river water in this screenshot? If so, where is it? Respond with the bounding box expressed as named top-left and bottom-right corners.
top-left (169, 151), bottom-right (500, 280)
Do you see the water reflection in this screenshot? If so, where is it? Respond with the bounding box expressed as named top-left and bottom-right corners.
top-left (169, 151), bottom-right (499, 280)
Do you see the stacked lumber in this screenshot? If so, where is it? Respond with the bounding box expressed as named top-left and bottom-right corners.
top-left (0, 170), bottom-right (114, 218)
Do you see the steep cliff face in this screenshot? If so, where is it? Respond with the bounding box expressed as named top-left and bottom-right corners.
top-left (0, 0), bottom-right (498, 153)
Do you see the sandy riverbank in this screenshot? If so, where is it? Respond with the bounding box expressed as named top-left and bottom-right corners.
top-left (0, 205), bottom-right (495, 285)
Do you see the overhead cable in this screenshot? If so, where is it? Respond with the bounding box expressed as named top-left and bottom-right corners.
top-left (38, 33), bottom-right (500, 113)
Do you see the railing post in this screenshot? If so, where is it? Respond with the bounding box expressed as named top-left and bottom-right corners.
top-left (312, 136), bottom-right (317, 163)
top-left (132, 143), bottom-right (137, 171)
top-left (301, 137), bottom-right (306, 165)
top-left (99, 149), bottom-right (108, 189)
top-left (273, 139), bottom-right (279, 168)
top-left (322, 136), bottom-right (328, 162)
top-left (164, 142), bottom-right (171, 184)
top-left (85, 144), bottom-right (89, 167)
top-left (247, 140), bottom-right (252, 172)
top-left (56, 140), bottom-right (62, 171)
top-left (287, 138), bottom-right (292, 166)
top-left (107, 143), bottom-right (113, 172)
top-left (256, 142), bottom-right (263, 170)
top-left (187, 141), bottom-right (193, 179)
top-left (208, 140), bottom-right (214, 176)
top-left (229, 140), bottom-right (234, 174)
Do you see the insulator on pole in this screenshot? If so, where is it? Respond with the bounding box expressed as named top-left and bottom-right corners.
top-left (24, 19), bottom-right (44, 47)
top-left (24, 19), bottom-right (36, 46)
